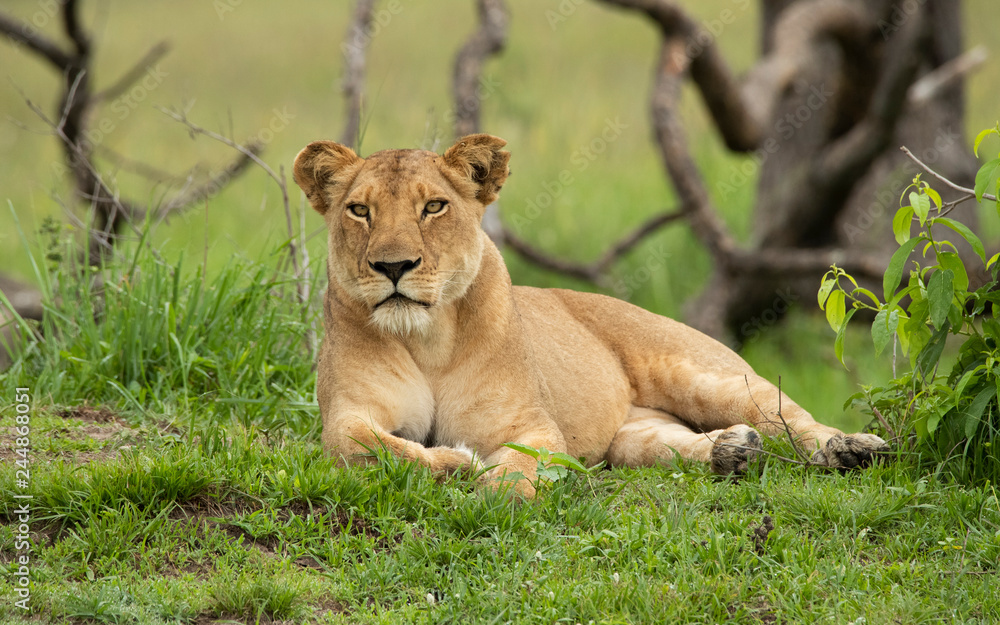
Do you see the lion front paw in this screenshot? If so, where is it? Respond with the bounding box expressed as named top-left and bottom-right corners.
top-left (711, 425), bottom-right (762, 476)
top-left (811, 433), bottom-right (889, 469)
top-left (429, 443), bottom-right (483, 476)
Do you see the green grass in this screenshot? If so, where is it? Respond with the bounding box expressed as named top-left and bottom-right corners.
top-left (1, 416), bottom-right (999, 624)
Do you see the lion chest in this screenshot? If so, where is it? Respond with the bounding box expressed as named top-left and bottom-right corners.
top-left (370, 353), bottom-right (504, 449)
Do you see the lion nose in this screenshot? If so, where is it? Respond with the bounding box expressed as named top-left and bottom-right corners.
top-left (370, 258), bottom-right (421, 285)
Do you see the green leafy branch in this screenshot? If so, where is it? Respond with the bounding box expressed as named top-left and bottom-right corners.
top-left (503, 442), bottom-right (592, 487)
top-left (818, 125), bottom-right (1000, 483)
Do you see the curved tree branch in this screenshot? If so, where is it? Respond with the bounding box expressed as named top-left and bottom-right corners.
top-left (503, 209), bottom-right (687, 283)
top-left (341, 0), bottom-right (376, 148)
top-left (454, 0), bottom-right (509, 245)
top-left (0, 10), bottom-right (72, 68)
top-left (596, 0), bottom-right (762, 152)
top-left (453, 0), bottom-right (508, 138)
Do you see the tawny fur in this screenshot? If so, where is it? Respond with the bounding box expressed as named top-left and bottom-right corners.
top-left (293, 134), bottom-right (888, 498)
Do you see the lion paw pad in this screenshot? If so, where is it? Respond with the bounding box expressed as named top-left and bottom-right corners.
top-left (711, 425), bottom-right (762, 476)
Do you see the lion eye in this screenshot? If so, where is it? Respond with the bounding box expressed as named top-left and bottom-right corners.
top-left (423, 200), bottom-right (447, 215)
top-left (347, 204), bottom-right (369, 218)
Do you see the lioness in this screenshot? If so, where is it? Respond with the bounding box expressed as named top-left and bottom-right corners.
top-left (293, 134), bottom-right (888, 497)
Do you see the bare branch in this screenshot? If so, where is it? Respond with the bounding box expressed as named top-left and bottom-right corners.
top-left (733, 246), bottom-right (885, 279)
top-left (453, 0), bottom-right (509, 246)
top-left (870, 406), bottom-right (898, 445)
top-left (908, 45), bottom-right (988, 107)
top-left (0, 10), bottom-right (72, 68)
top-left (742, 0), bottom-right (870, 132)
top-left (341, 0), bottom-right (376, 148)
top-left (501, 229), bottom-right (602, 283)
top-left (595, 0), bottom-right (761, 151)
top-left (62, 0), bottom-right (90, 57)
top-left (592, 210), bottom-right (685, 275)
top-left (502, 209), bottom-right (686, 283)
top-left (647, 37), bottom-right (740, 268)
top-left (156, 143), bottom-right (263, 219)
top-left (453, 0), bottom-right (508, 138)
top-left (94, 145), bottom-right (182, 183)
top-left (92, 40), bottom-right (171, 104)
top-left (157, 107), bottom-right (284, 190)
top-left (901, 146), bottom-right (998, 203)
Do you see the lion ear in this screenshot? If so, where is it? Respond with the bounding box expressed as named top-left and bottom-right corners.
top-left (293, 141), bottom-right (363, 214)
top-left (442, 134), bottom-right (510, 205)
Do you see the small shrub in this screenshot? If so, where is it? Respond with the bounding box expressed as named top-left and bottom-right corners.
top-left (820, 124), bottom-right (1000, 484)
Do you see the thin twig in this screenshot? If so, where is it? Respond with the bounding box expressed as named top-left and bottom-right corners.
top-left (157, 143), bottom-right (263, 219)
top-left (901, 146), bottom-right (998, 203)
top-left (744, 375), bottom-right (812, 464)
top-left (712, 441), bottom-right (809, 467)
top-left (157, 107), bottom-right (283, 187)
top-left (158, 106), bottom-right (315, 358)
top-left (870, 405), bottom-right (898, 442)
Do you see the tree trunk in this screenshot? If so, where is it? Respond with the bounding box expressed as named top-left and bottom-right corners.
top-left (689, 0), bottom-right (978, 346)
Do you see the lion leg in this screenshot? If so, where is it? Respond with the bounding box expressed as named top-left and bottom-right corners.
top-left (605, 407), bottom-right (763, 476)
top-left (479, 414), bottom-right (569, 499)
top-left (726, 373), bottom-right (889, 468)
top-left (659, 367), bottom-right (889, 469)
top-left (326, 416), bottom-right (480, 475)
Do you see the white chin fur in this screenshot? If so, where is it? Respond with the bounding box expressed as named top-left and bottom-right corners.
top-left (370, 301), bottom-right (433, 336)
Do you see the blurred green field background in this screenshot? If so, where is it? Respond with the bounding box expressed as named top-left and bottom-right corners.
top-left (0, 0), bottom-right (997, 431)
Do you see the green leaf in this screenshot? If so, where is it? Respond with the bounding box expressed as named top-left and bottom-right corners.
top-left (503, 442), bottom-right (540, 459)
top-left (975, 158), bottom-right (1000, 202)
top-left (536, 465), bottom-right (569, 483)
top-left (835, 308), bottom-right (857, 368)
top-left (916, 324), bottom-right (949, 378)
top-left (883, 237), bottom-right (922, 300)
top-left (825, 290), bottom-right (845, 333)
top-left (926, 408), bottom-right (943, 436)
top-left (935, 217), bottom-right (986, 264)
top-left (910, 191), bottom-right (930, 224)
top-left (548, 452), bottom-right (589, 472)
top-left (937, 252), bottom-right (969, 292)
top-left (988, 252), bottom-right (1000, 269)
top-left (964, 386), bottom-right (994, 439)
top-left (925, 187), bottom-right (943, 210)
top-left (871, 309), bottom-right (899, 357)
top-left (851, 287), bottom-right (881, 306)
top-left (817, 275), bottom-right (837, 308)
top-left (926, 269), bottom-right (954, 329)
top-left (906, 325), bottom-right (931, 366)
top-left (973, 127), bottom-right (998, 158)
top-left (892, 206), bottom-right (914, 244)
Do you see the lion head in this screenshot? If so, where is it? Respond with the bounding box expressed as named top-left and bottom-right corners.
top-left (293, 134), bottom-right (510, 336)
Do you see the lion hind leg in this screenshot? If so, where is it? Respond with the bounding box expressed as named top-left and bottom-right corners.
top-left (651, 368), bottom-right (891, 469)
top-left (605, 406), bottom-right (762, 476)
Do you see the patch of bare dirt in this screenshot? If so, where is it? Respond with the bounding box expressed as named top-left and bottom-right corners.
top-left (56, 405), bottom-right (120, 423)
top-left (0, 404), bottom-right (143, 465)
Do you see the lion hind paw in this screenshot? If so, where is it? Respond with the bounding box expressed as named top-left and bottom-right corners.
top-left (811, 433), bottom-right (890, 469)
